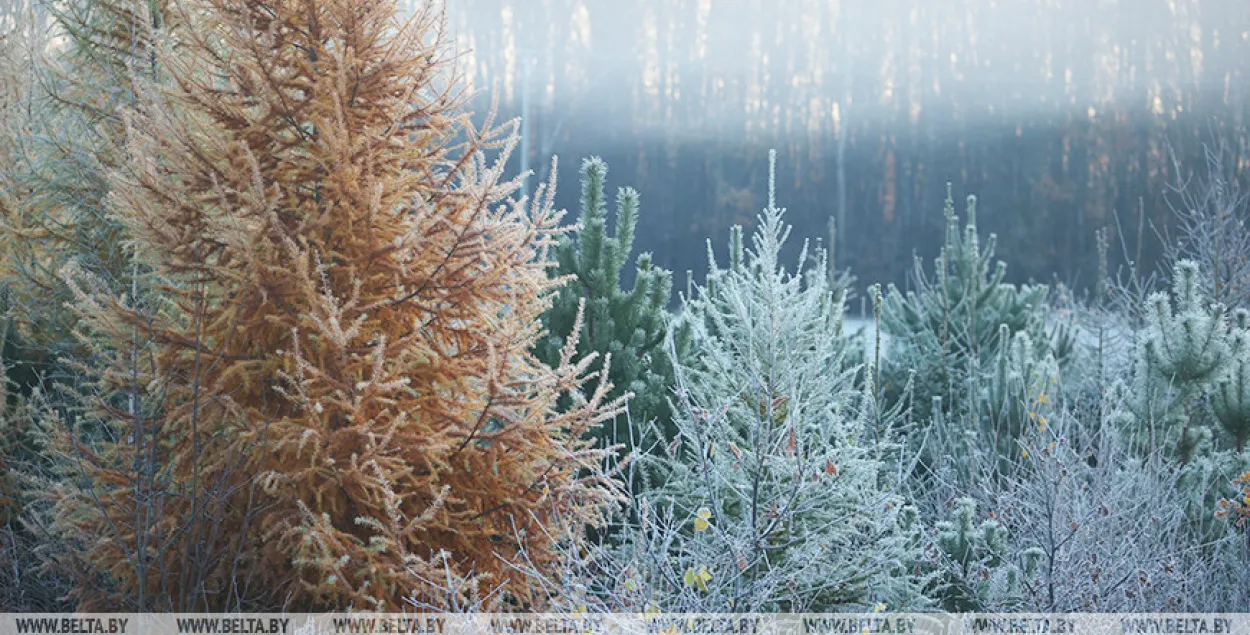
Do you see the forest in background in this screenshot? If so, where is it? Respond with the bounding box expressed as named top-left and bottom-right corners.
top-left (447, 0), bottom-right (1250, 299)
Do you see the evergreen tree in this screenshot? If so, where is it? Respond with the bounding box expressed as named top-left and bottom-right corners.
top-left (537, 157), bottom-right (680, 447)
top-left (630, 151), bottom-right (927, 612)
top-left (40, 0), bottom-right (625, 610)
top-left (881, 186), bottom-right (1056, 418)
top-left (880, 186), bottom-right (1072, 490)
top-left (1118, 261), bottom-right (1244, 461)
top-left (1212, 310), bottom-right (1250, 453)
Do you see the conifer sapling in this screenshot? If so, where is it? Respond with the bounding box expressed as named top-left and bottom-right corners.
top-left (632, 150), bottom-right (926, 612)
top-left (537, 157), bottom-right (680, 448)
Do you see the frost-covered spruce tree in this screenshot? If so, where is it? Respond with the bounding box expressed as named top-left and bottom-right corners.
top-left (881, 186), bottom-right (1055, 418)
top-left (631, 151), bottom-right (927, 612)
top-left (537, 157), bottom-right (681, 447)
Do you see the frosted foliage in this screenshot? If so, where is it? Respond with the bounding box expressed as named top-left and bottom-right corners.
top-left (881, 186), bottom-right (1053, 419)
top-left (929, 497), bottom-right (1037, 611)
top-left (1117, 260), bottom-right (1247, 459)
top-left (921, 403), bottom-right (1250, 611)
top-left (1145, 261), bottom-right (1229, 386)
top-left (629, 151), bottom-right (928, 612)
top-left (1212, 310), bottom-right (1250, 451)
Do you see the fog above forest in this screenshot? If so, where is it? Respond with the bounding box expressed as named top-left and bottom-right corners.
top-left (445, 0), bottom-right (1250, 296)
top-left (450, 0), bottom-right (1244, 140)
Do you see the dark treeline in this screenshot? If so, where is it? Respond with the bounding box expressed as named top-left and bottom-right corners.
top-left (446, 0), bottom-right (1250, 301)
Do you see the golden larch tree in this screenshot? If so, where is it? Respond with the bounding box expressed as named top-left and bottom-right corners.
top-left (42, 0), bottom-right (626, 611)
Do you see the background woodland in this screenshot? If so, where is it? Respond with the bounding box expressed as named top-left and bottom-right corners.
top-left (449, 0), bottom-right (1250, 301)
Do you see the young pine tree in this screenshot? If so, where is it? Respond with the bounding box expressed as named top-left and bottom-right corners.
top-left (881, 186), bottom-right (1055, 418)
top-left (537, 157), bottom-right (680, 448)
top-left (1212, 310), bottom-right (1250, 453)
top-left (629, 151), bottom-right (926, 612)
top-left (881, 187), bottom-right (1071, 492)
top-left (42, 0), bottom-right (625, 611)
top-left (1118, 261), bottom-right (1238, 461)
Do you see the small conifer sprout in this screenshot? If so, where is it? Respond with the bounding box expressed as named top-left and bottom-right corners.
top-left (932, 497), bottom-right (1034, 611)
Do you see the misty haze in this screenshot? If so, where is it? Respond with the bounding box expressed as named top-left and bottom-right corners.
top-left (450, 0), bottom-right (1249, 301)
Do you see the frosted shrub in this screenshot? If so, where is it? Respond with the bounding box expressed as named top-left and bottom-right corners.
top-left (915, 253), bottom-right (1250, 609)
top-left (1161, 139), bottom-right (1250, 310)
top-left (917, 393), bottom-right (1247, 611)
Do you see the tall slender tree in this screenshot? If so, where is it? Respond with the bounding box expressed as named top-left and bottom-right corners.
top-left (42, 0), bottom-right (625, 610)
